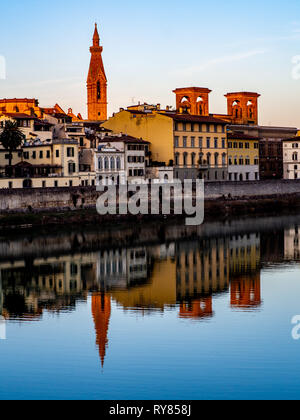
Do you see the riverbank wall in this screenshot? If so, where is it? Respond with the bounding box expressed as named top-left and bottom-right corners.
top-left (1, 180), bottom-right (300, 229)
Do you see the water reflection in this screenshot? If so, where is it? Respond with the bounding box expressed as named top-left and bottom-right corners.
top-left (1, 215), bottom-right (300, 368)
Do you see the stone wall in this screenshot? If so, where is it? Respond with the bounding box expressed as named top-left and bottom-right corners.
top-left (0, 186), bottom-right (98, 212)
top-left (205, 179), bottom-right (300, 199)
top-left (1, 180), bottom-right (300, 213)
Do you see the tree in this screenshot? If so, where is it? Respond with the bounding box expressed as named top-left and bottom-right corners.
top-left (0, 120), bottom-right (25, 167)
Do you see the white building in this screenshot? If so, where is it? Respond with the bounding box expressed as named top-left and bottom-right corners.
top-left (95, 134), bottom-right (149, 185)
top-left (283, 137), bottom-right (300, 180)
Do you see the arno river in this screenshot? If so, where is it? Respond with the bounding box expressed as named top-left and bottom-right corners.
top-left (0, 215), bottom-right (300, 400)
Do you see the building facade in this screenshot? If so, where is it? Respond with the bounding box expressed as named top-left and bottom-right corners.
top-left (283, 137), bottom-right (300, 180)
top-left (95, 134), bottom-right (149, 185)
top-left (227, 132), bottom-right (260, 181)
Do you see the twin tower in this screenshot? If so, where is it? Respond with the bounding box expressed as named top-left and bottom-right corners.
top-left (87, 25), bottom-right (260, 125)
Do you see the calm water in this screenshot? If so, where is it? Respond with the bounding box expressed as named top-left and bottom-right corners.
top-left (1, 215), bottom-right (300, 400)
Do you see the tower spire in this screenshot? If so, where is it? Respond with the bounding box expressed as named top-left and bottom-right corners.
top-left (87, 23), bottom-right (108, 121)
top-left (93, 23), bottom-right (100, 47)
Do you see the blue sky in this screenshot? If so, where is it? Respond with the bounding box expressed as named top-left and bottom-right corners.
top-left (1, 0), bottom-right (300, 126)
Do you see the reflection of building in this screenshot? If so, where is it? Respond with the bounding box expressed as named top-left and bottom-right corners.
top-left (97, 247), bottom-right (149, 290)
top-left (284, 226), bottom-right (300, 261)
top-left (231, 274), bottom-right (261, 309)
top-left (91, 293), bottom-right (111, 367)
top-left (179, 297), bottom-right (213, 319)
top-left (229, 233), bottom-right (262, 309)
top-left (176, 238), bottom-right (230, 301)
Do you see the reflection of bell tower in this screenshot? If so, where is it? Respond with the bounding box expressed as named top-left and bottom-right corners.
top-left (92, 293), bottom-right (111, 367)
top-left (87, 23), bottom-right (108, 121)
top-left (231, 275), bottom-right (261, 309)
top-left (179, 297), bottom-right (213, 319)
top-left (225, 92), bottom-right (260, 125)
top-left (173, 87), bottom-right (211, 116)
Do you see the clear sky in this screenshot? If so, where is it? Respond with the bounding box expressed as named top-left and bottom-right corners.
top-left (1, 0), bottom-right (300, 127)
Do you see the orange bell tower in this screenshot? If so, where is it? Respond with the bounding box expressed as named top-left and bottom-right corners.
top-left (87, 23), bottom-right (108, 121)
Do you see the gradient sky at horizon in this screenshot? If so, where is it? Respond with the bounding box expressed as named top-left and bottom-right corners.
top-left (1, 0), bottom-right (300, 126)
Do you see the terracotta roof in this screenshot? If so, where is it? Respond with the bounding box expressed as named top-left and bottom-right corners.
top-left (100, 135), bottom-right (149, 144)
top-left (2, 113), bottom-right (35, 119)
top-left (228, 132), bottom-right (261, 140)
top-left (282, 137), bottom-right (300, 142)
top-left (162, 113), bottom-right (228, 124)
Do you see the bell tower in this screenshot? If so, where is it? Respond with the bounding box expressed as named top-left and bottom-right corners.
top-left (87, 23), bottom-right (108, 121)
top-left (225, 92), bottom-right (260, 125)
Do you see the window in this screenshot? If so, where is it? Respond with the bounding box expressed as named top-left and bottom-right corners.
top-left (69, 180), bottom-right (73, 187)
top-left (229, 156), bottom-right (233, 165)
top-left (116, 157), bottom-right (121, 170)
top-left (214, 138), bottom-right (218, 149)
top-left (67, 147), bottom-right (74, 157)
top-left (175, 153), bottom-right (180, 166)
top-left (254, 143), bottom-right (259, 149)
top-left (191, 153), bottom-right (196, 166)
top-left (254, 157), bottom-right (259, 165)
top-left (222, 153), bottom-right (226, 166)
top-left (183, 137), bottom-right (187, 148)
top-left (222, 138), bottom-right (226, 148)
top-left (39, 151), bottom-right (43, 159)
top-left (183, 153), bottom-right (188, 167)
top-left (182, 123), bottom-right (186, 131)
top-left (110, 157), bottom-right (115, 170)
top-left (245, 157), bottom-right (250, 165)
top-left (174, 136), bottom-right (179, 147)
top-left (199, 137), bottom-right (203, 148)
top-left (239, 157), bottom-right (244, 165)
top-left (56, 150), bottom-right (59, 158)
top-left (191, 137), bottom-right (195, 148)
top-left (207, 138), bottom-right (210, 148)
top-left (46, 151), bottom-right (50, 158)
top-left (68, 163), bottom-right (76, 174)
top-left (245, 143), bottom-right (250, 149)
top-left (54, 181), bottom-right (58, 187)
top-left (206, 124), bottom-right (210, 133)
top-left (293, 153), bottom-right (298, 161)
top-left (23, 152), bottom-right (29, 159)
top-left (97, 81), bottom-right (101, 100)
top-left (239, 143), bottom-right (244, 149)
top-left (98, 158), bottom-right (102, 170)
top-left (8, 182), bottom-right (13, 189)
top-left (228, 142), bottom-right (232, 149)
top-left (104, 157), bottom-right (109, 170)
top-left (32, 151), bottom-right (36, 159)
top-left (42, 181), bottom-right (46, 188)
top-left (214, 153), bottom-right (219, 166)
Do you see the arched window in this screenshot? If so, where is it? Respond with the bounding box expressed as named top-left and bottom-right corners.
top-left (110, 157), bottom-right (115, 170)
top-left (104, 157), bottom-right (109, 170)
top-left (293, 153), bottom-right (298, 162)
top-left (175, 153), bottom-right (180, 166)
top-left (222, 153), bottom-right (227, 166)
top-left (98, 158), bottom-right (102, 170)
top-left (116, 157), bottom-right (121, 170)
top-left (199, 153), bottom-right (204, 165)
top-left (207, 153), bottom-right (211, 166)
top-left (191, 153), bottom-right (196, 167)
top-left (214, 153), bottom-right (219, 166)
top-left (97, 81), bottom-right (101, 100)
top-left (183, 152), bottom-right (188, 167)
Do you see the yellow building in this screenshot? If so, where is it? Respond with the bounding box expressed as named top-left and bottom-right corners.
top-left (102, 106), bottom-right (228, 181)
top-left (227, 132), bottom-right (260, 181)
